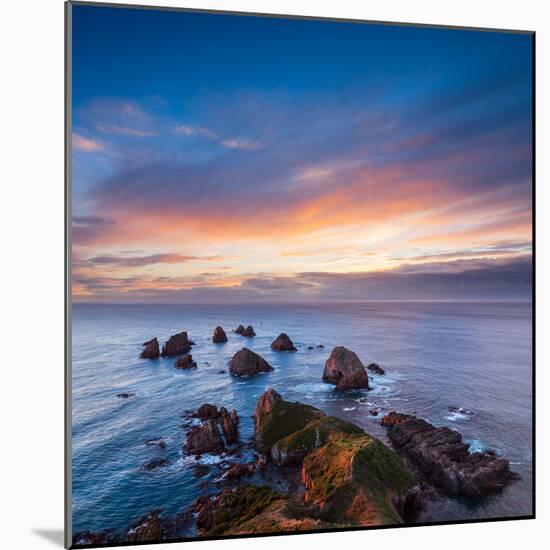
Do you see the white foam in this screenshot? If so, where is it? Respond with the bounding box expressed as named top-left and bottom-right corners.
top-left (343, 406), bottom-right (356, 411)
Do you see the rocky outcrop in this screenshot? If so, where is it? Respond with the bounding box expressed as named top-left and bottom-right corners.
top-left (381, 412), bottom-right (517, 497)
top-left (141, 337), bottom-right (160, 359)
top-left (234, 325), bottom-right (245, 334)
top-left (161, 331), bottom-right (192, 357)
top-left (254, 390), bottom-right (324, 455)
top-left (367, 362), bottom-right (385, 375)
top-left (271, 333), bottom-right (297, 352)
top-left (195, 404), bottom-right (218, 420)
top-left (174, 355), bottom-right (197, 369)
top-left (220, 407), bottom-right (239, 444)
top-left (212, 326), bottom-right (228, 343)
top-left (223, 462), bottom-right (256, 480)
top-left (229, 348), bottom-right (273, 377)
top-left (322, 346), bottom-right (370, 390)
top-left (184, 419), bottom-right (225, 455)
top-left (194, 486), bottom-right (335, 536)
top-left (241, 325), bottom-right (256, 337)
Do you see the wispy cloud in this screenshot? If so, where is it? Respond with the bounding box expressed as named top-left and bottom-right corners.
top-left (73, 132), bottom-right (104, 152)
top-left (173, 123), bottom-right (263, 150)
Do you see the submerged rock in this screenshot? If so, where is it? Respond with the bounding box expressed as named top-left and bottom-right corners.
top-left (271, 333), bottom-right (297, 352)
top-left (234, 325), bottom-right (245, 334)
top-left (174, 354), bottom-right (197, 369)
top-left (229, 348), bottom-right (273, 377)
top-left (322, 346), bottom-right (370, 390)
top-left (185, 419), bottom-right (225, 455)
top-left (145, 437), bottom-right (166, 449)
top-left (381, 412), bottom-right (518, 497)
top-left (141, 337), bottom-right (160, 359)
top-left (116, 392), bottom-right (135, 399)
top-left (367, 362), bottom-right (385, 375)
top-left (212, 326), bottom-right (228, 343)
top-left (161, 331), bottom-right (192, 357)
top-left (220, 407), bottom-right (239, 444)
top-left (241, 325), bottom-right (256, 337)
top-left (141, 458), bottom-right (170, 471)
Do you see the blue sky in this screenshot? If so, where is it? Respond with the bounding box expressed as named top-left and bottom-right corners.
top-left (71, 5), bottom-right (533, 302)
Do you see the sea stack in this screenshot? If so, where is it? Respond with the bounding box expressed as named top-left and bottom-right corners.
top-left (234, 325), bottom-right (245, 334)
top-left (141, 337), bottom-right (160, 359)
top-left (322, 346), bottom-right (370, 390)
top-left (271, 333), bottom-right (297, 352)
top-left (212, 326), bottom-right (228, 343)
top-left (241, 325), bottom-right (256, 337)
top-left (161, 331), bottom-right (192, 356)
top-left (229, 348), bottom-right (273, 377)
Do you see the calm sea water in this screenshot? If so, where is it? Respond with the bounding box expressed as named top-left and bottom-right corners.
top-left (71, 301), bottom-right (533, 534)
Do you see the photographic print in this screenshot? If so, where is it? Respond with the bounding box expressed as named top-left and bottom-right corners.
top-left (67, 2), bottom-right (534, 547)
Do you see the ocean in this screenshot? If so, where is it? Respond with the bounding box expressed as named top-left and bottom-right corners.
top-left (71, 301), bottom-right (533, 534)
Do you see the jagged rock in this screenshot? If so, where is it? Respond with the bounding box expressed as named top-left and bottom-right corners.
top-left (234, 325), bottom-right (245, 334)
top-left (141, 337), bottom-right (160, 359)
top-left (271, 333), bottom-right (297, 352)
top-left (322, 346), bottom-right (370, 390)
top-left (229, 348), bottom-right (273, 377)
top-left (174, 354), bottom-right (197, 369)
top-left (195, 404), bottom-right (219, 420)
top-left (161, 331), bottom-right (192, 356)
top-left (185, 419), bottom-right (225, 455)
top-left (220, 407), bottom-right (239, 444)
top-left (367, 362), bottom-right (385, 375)
top-left (141, 458), bottom-right (170, 471)
top-left (212, 326), bottom-right (228, 343)
top-left (316, 344), bottom-right (324, 349)
top-left (223, 462), bottom-right (256, 480)
top-left (242, 325), bottom-right (256, 337)
top-left (381, 412), bottom-right (517, 497)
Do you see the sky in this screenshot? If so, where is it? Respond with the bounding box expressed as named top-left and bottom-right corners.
top-left (71, 5), bottom-right (533, 303)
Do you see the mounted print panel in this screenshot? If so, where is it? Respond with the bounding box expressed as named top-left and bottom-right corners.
top-left (66, 2), bottom-right (534, 548)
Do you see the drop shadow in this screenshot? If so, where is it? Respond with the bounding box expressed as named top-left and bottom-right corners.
top-left (32, 528), bottom-right (65, 547)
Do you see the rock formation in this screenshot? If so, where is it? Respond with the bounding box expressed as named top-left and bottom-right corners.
top-left (234, 325), bottom-right (245, 334)
top-left (141, 337), bottom-right (160, 359)
top-left (184, 419), bottom-right (225, 455)
top-left (241, 325), bottom-right (256, 337)
top-left (212, 326), bottom-right (228, 343)
top-left (161, 331), bottom-right (192, 357)
top-left (322, 346), bottom-right (370, 390)
top-left (220, 407), bottom-right (239, 444)
top-left (195, 403), bottom-right (218, 420)
top-left (174, 355), bottom-right (197, 369)
top-left (271, 333), bottom-right (297, 352)
top-left (229, 348), bottom-right (273, 377)
top-left (381, 412), bottom-right (517, 496)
